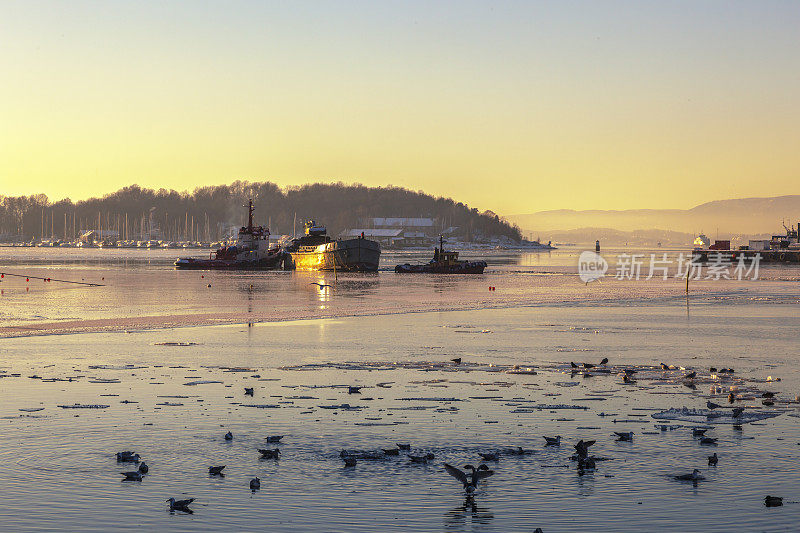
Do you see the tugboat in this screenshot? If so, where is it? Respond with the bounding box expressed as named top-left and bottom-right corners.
top-left (395, 236), bottom-right (487, 274)
top-left (174, 200), bottom-right (287, 270)
top-left (283, 221), bottom-right (381, 272)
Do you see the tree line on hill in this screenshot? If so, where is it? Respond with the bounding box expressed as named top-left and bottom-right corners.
top-left (0, 181), bottom-right (521, 242)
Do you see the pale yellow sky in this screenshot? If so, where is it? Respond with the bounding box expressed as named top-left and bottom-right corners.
top-left (1, 1), bottom-right (798, 215)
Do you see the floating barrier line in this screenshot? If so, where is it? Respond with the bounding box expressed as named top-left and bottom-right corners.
top-left (0, 272), bottom-right (104, 287)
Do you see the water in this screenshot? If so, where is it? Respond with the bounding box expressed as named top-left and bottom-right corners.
top-left (0, 247), bottom-right (798, 531)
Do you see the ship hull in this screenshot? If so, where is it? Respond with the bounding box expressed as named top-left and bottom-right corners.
top-left (395, 260), bottom-right (487, 274)
top-left (288, 238), bottom-right (380, 272)
top-left (174, 252), bottom-right (288, 270)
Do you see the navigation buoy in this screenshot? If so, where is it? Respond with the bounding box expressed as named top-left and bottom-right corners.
top-left (201, 275), bottom-right (204, 278)
top-left (26, 278), bottom-right (29, 282)
top-left (207, 284), bottom-right (211, 288)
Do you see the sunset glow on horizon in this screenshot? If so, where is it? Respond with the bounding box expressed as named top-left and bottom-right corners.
top-left (2, 0), bottom-right (799, 214)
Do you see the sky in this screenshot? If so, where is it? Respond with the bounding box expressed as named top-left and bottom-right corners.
top-left (1, 0), bottom-right (798, 215)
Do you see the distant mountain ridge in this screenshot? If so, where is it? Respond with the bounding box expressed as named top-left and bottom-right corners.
top-left (509, 195), bottom-right (800, 237)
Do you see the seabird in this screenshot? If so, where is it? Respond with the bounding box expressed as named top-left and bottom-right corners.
top-left (116, 451), bottom-right (140, 463)
top-left (574, 440), bottom-right (595, 459)
top-left (692, 428), bottom-right (707, 436)
top-left (660, 363), bottom-right (670, 370)
top-left (622, 368), bottom-right (637, 375)
top-left (250, 477), bottom-right (261, 491)
top-left (451, 358), bottom-right (462, 365)
top-left (570, 362), bottom-right (578, 368)
top-left (504, 447), bottom-right (531, 456)
top-left (121, 471), bottom-right (143, 481)
top-left (709, 367), bottom-right (718, 373)
top-left (397, 443), bottom-right (411, 450)
top-left (685, 371), bottom-right (697, 379)
top-left (224, 431), bottom-right (233, 441)
top-left (732, 407), bottom-right (745, 418)
top-left (244, 388), bottom-right (254, 396)
top-left (728, 392), bottom-right (736, 404)
top-left (258, 448), bottom-right (280, 459)
top-left (674, 469), bottom-right (705, 482)
top-left (577, 456), bottom-right (596, 473)
top-left (310, 282), bottom-right (332, 289)
top-left (265, 435), bottom-right (283, 443)
top-left (479, 452), bottom-right (499, 461)
top-left (623, 374), bottom-right (637, 384)
top-left (409, 453), bottom-right (435, 464)
top-left (382, 448), bottom-right (400, 456)
top-left (343, 456), bottom-right (357, 467)
top-left (209, 465), bottom-right (226, 475)
top-left (543, 435), bottom-right (562, 446)
top-left (167, 497), bottom-right (195, 512)
top-left (765, 495), bottom-right (783, 507)
top-left (348, 386), bottom-right (362, 394)
top-left (600, 357), bottom-right (609, 365)
top-left (708, 453), bottom-right (718, 466)
top-left (443, 463), bottom-right (494, 494)
top-left (614, 431), bottom-right (633, 442)
top-left (583, 363), bottom-right (595, 369)
top-left (700, 437), bottom-right (718, 445)
top-left (707, 401), bottom-right (722, 410)
top-left (762, 392), bottom-right (775, 398)
top-left (138, 462), bottom-right (149, 474)
top-left (763, 399), bottom-right (774, 406)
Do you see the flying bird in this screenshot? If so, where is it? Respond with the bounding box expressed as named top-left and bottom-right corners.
top-left (443, 463), bottom-right (494, 494)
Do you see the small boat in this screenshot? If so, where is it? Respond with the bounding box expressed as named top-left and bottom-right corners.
top-left (395, 237), bottom-right (487, 274)
top-left (175, 200), bottom-right (288, 270)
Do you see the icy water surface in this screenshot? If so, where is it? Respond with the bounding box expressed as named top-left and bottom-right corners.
top-left (0, 248), bottom-right (799, 531)
top-left (1, 304), bottom-right (800, 532)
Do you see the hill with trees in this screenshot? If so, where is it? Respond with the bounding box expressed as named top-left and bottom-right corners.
top-left (0, 181), bottom-right (521, 242)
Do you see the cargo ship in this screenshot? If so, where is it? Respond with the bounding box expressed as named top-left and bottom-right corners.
top-left (283, 222), bottom-right (381, 272)
top-left (174, 201), bottom-right (288, 270)
top-left (692, 222), bottom-right (800, 263)
top-left (395, 237), bottom-right (487, 274)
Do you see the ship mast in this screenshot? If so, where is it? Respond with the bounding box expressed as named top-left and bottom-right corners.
top-left (247, 199), bottom-right (254, 232)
